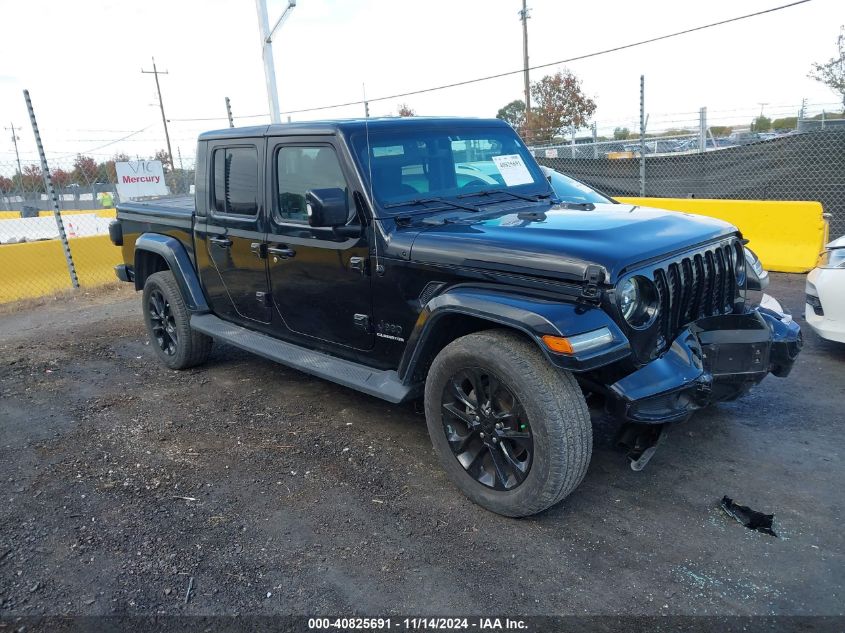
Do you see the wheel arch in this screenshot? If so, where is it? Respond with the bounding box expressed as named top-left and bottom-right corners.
top-left (134, 233), bottom-right (209, 313)
top-left (398, 285), bottom-right (631, 384)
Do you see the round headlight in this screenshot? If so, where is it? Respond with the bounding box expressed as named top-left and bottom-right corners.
top-left (618, 277), bottom-right (640, 321)
top-left (617, 276), bottom-right (658, 328)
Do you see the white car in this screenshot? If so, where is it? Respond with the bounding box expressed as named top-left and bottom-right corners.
top-left (805, 235), bottom-right (845, 343)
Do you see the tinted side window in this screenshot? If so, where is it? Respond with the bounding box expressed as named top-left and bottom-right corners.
top-left (212, 147), bottom-right (258, 216)
top-left (277, 146), bottom-right (347, 222)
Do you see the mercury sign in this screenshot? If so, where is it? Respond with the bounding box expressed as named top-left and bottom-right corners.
top-left (115, 161), bottom-right (168, 199)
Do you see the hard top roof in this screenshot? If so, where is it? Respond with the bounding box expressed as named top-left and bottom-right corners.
top-left (197, 116), bottom-right (511, 141)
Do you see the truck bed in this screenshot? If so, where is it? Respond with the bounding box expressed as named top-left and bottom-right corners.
top-left (115, 196), bottom-right (197, 276)
top-left (116, 196), bottom-right (195, 226)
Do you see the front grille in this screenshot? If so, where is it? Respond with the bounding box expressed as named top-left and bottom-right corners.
top-left (652, 242), bottom-right (739, 351)
top-left (806, 294), bottom-right (824, 316)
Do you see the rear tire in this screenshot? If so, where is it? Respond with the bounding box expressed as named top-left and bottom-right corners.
top-left (142, 271), bottom-right (212, 370)
top-left (424, 329), bottom-right (592, 517)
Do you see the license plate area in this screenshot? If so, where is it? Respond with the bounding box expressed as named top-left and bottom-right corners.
top-left (701, 340), bottom-right (770, 376)
top-left (695, 313), bottom-right (772, 377)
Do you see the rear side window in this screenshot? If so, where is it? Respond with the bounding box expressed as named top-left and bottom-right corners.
top-left (212, 147), bottom-right (258, 215)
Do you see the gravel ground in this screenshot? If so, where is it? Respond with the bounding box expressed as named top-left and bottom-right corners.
top-left (0, 274), bottom-right (843, 617)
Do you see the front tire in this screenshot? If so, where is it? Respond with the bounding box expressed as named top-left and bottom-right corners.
top-left (142, 271), bottom-right (212, 370)
top-left (424, 329), bottom-right (592, 517)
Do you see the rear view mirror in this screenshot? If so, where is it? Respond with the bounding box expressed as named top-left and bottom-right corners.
top-left (305, 188), bottom-right (348, 228)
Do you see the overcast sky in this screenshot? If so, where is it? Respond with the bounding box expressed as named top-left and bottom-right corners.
top-left (0, 0), bottom-right (842, 166)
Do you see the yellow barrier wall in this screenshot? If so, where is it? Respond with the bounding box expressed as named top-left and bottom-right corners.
top-left (615, 197), bottom-right (826, 273)
top-left (0, 209), bottom-right (115, 221)
top-left (0, 199), bottom-right (826, 304)
top-left (0, 234), bottom-right (122, 303)
top-left (36, 208), bottom-right (116, 219)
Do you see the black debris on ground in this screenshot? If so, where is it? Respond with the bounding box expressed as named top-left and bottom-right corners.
top-left (720, 496), bottom-right (778, 537)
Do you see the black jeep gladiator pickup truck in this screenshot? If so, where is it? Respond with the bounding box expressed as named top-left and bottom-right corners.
top-left (110, 117), bottom-right (801, 516)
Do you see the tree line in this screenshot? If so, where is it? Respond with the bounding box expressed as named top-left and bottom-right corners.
top-left (0, 150), bottom-right (175, 194)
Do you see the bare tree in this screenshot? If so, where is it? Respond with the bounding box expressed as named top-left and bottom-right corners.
top-left (809, 26), bottom-right (845, 109)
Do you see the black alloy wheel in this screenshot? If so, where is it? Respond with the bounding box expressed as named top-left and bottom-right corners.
top-left (148, 288), bottom-right (178, 356)
top-left (424, 329), bottom-right (592, 517)
top-left (441, 367), bottom-right (533, 491)
top-left (142, 271), bottom-right (212, 370)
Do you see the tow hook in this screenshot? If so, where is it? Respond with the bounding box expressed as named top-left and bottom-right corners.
top-left (616, 423), bottom-right (667, 471)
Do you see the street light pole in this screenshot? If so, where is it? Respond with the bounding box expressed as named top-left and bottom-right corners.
top-left (255, 0), bottom-right (297, 124)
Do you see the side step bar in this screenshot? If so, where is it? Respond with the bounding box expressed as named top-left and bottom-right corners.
top-left (190, 314), bottom-right (417, 404)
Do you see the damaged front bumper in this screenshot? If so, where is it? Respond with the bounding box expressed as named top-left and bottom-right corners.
top-left (607, 306), bottom-right (802, 424)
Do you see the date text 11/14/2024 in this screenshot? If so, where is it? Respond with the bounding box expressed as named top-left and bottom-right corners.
top-left (307, 617), bottom-right (528, 630)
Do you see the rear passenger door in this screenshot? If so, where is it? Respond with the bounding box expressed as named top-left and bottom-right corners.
top-left (200, 140), bottom-right (272, 324)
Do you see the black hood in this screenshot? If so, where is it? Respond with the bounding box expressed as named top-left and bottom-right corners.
top-left (408, 203), bottom-right (739, 283)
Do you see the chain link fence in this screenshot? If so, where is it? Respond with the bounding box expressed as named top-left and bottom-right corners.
top-left (533, 126), bottom-right (845, 240)
top-left (0, 155), bottom-right (195, 303)
top-left (2, 92), bottom-right (844, 304)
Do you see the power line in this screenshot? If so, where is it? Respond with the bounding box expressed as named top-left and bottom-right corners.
top-left (169, 0), bottom-right (812, 123)
top-left (51, 124), bottom-right (155, 159)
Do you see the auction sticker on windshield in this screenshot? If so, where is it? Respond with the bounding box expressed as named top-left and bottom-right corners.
top-left (492, 154), bottom-right (533, 186)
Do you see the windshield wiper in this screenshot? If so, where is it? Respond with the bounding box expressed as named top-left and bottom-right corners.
top-left (457, 188), bottom-right (552, 203)
top-left (384, 196), bottom-right (480, 212)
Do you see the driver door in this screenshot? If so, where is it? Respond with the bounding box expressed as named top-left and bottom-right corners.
top-left (265, 138), bottom-right (374, 351)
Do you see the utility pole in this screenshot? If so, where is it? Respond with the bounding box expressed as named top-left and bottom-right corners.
top-left (4, 122), bottom-right (23, 177)
top-left (255, 0), bottom-right (297, 124)
top-left (142, 58), bottom-right (175, 170)
top-left (519, 0), bottom-right (531, 118)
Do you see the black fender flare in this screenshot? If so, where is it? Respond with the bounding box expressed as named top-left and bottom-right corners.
top-left (398, 285), bottom-right (630, 383)
top-left (134, 233), bottom-right (209, 313)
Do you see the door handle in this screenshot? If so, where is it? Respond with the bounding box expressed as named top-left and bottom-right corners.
top-left (267, 246), bottom-right (296, 259)
top-left (209, 236), bottom-right (232, 247)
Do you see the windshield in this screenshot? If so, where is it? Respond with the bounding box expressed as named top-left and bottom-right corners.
top-left (349, 126), bottom-right (550, 212)
top-left (542, 167), bottom-right (613, 204)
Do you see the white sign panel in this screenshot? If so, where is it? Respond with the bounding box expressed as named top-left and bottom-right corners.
top-left (491, 154), bottom-right (533, 187)
top-left (115, 161), bottom-right (168, 199)
top-left (545, 148), bottom-right (558, 158)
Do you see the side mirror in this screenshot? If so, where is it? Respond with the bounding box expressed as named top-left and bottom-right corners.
top-left (305, 188), bottom-right (348, 228)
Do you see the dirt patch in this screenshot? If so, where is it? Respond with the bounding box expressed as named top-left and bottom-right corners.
top-left (0, 274), bottom-right (843, 616)
top-left (0, 282), bottom-right (129, 316)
